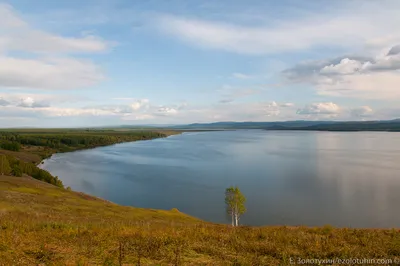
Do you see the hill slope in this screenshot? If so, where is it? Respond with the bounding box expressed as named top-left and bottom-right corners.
top-left (1, 176), bottom-right (400, 265)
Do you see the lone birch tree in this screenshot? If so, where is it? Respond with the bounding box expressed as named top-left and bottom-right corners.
top-left (225, 186), bottom-right (246, 226)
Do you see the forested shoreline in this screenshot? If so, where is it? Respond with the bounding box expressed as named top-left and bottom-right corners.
top-left (0, 130), bottom-right (167, 152)
top-left (0, 130), bottom-right (172, 188)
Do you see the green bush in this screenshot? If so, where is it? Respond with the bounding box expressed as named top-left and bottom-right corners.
top-left (11, 164), bottom-right (22, 177)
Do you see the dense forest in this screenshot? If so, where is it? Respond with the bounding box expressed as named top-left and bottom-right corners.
top-left (0, 131), bottom-right (167, 153)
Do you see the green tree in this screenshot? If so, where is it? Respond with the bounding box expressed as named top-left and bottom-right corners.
top-left (11, 164), bottom-right (22, 177)
top-left (0, 155), bottom-right (12, 175)
top-left (225, 186), bottom-right (246, 226)
top-left (0, 141), bottom-right (21, 151)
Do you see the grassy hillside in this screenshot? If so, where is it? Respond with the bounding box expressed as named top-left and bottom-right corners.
top-left (1, 175), bottom-right (400, 265)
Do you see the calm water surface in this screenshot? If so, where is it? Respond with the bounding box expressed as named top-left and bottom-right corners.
top-left (42, 130), bottom-right (400, 227)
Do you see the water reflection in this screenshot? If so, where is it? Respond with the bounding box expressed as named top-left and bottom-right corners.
top-left (42, 130), bottom-right (400, 228)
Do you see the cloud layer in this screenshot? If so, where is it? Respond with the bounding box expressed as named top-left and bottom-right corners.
top-left (0, 4), bottom-right (108, 54)
top-left (283, 46), bottom-right (400, 100)
top-left (0, 4), bottom-right (107, 90)
top-left (156, 1), bottom-right (400, 54)
top-left (1, 1), bottom-right (400, 127)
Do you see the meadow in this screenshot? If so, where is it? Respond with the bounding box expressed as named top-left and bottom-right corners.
top-left (2, 175), bottom-right (400, 265)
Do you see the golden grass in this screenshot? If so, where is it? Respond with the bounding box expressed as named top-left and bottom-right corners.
top-left (1, 175), bottom-right (400, 265)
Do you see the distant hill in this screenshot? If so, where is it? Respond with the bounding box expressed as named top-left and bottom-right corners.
top-left (170, 121), bottom-right (336, 130)
top-left (292, 120), bottom-right (400, 132)
top-left (169, 119), bottom-right (400, 131)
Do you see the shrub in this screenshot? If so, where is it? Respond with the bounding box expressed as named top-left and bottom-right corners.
top-left (11, 164), bottom-right (22, 177)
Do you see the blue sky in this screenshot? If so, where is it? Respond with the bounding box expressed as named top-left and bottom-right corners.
top-left (1, 0), bottom-right (400, 127)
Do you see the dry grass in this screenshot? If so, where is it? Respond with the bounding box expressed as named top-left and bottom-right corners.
top-left (1, 175), bottom-right (400, 265)
top-left (0, 149), bottom-right (42, 164)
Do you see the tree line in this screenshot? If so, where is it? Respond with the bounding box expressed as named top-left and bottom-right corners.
top-left (0, 131), bottom-right (166, 152)
top-left (0, 154), bottom-right (63, 187)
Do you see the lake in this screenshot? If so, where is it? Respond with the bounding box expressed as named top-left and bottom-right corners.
top-left (42, 130), bottom-right (400, 228)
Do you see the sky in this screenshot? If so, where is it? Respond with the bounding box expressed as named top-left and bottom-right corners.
top-left (1, 0), bottom-right (400, 127)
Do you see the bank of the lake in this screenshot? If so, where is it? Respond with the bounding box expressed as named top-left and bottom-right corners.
top-left (0, 129), bottom-right (178, 189)
top-left (42, 130), bottom-right (400, 228)
top-left (2, 174), bottom-right (400, 265)
top-left (36, 130), bottom-right (181, 166)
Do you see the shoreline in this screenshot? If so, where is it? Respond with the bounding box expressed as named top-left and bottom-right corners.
top-left (0, 130), bottom-right (185, 189)
top-left (37, 131), bottom-right (183, 169)
top-left (36, 131), bottom-right (183, 165)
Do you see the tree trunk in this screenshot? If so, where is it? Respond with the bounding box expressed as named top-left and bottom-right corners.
top-left (234, 203), bottom-right (238, 226)
top-left (231, 212), bottom-right (234, 226)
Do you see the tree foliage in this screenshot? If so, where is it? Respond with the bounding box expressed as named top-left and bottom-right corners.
top-left (4, 154), bottom-right (63, 187)
top-left (0, 140), bottom-right (21, 151)
top-left (225, 186), bottom-right (246, 226)
top-left (0, 155), bottom-right (12, 175)
top-left (0, 131), bottom-right (165, 152)
top-left (11, 164), bottom-right (22, 177)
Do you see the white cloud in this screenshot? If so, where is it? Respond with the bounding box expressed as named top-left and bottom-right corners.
top-left (264, 101), bottom-right (280, 116)
top-left (85, 99), bottom-right (150, 114)
top-left (154, 106), bottom-right (178, 116)
top-left (17, 97), bottom-right (50, 108)
top-left (350, 106), bottom-right (374, 118)
top-left (219, 87), bottom-right (262, 103)
top-left (280, 103), bottom-right (294, 107)
top-left (0, 56), bottom-right (104, 90)
top-left (0, 93), bottom-right (82, 106)
top-left (81, 99), bottom-right (182, 120)
top-left (388, 45), bottom-right (400, 56)
top-left (0, 3), bottom-right (25, 28)
top-left (0, 97), bottom-right (9, 106)
top-left (131, 99), bottom-right (150, 111)
top-left (44, 107), bottom-right (114, 117)
top-left (111, 97), bottom-right (137, 101)
top-left (320, 58), bottom-right (363, 75)
top-left (0, 4), bottom-right (107, 90)
top-left (18, 97), bottom-right (35, 107)
top-left (155, 1), bottom-right (400, 55)
top-left (284, 48), bottom-right (400, 100)
top-left (232, 73), bottom-right (252, 79)
top-left (317, 72), bottom-right (400, 99)
top-left (0, 104), bottom-right (127, 119)
top-left (295, 103), bottom-right (379, 120)
top-left (0, 97), bottom-right (397, 126)
top-left (0, 4), bottom-right (108, 54)
top-left (297, 102), bottom-right (341, 115)
top-left (185, 101), bottom-right (296, 121)
top-left (120, 114), bottom-right (155, 121)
